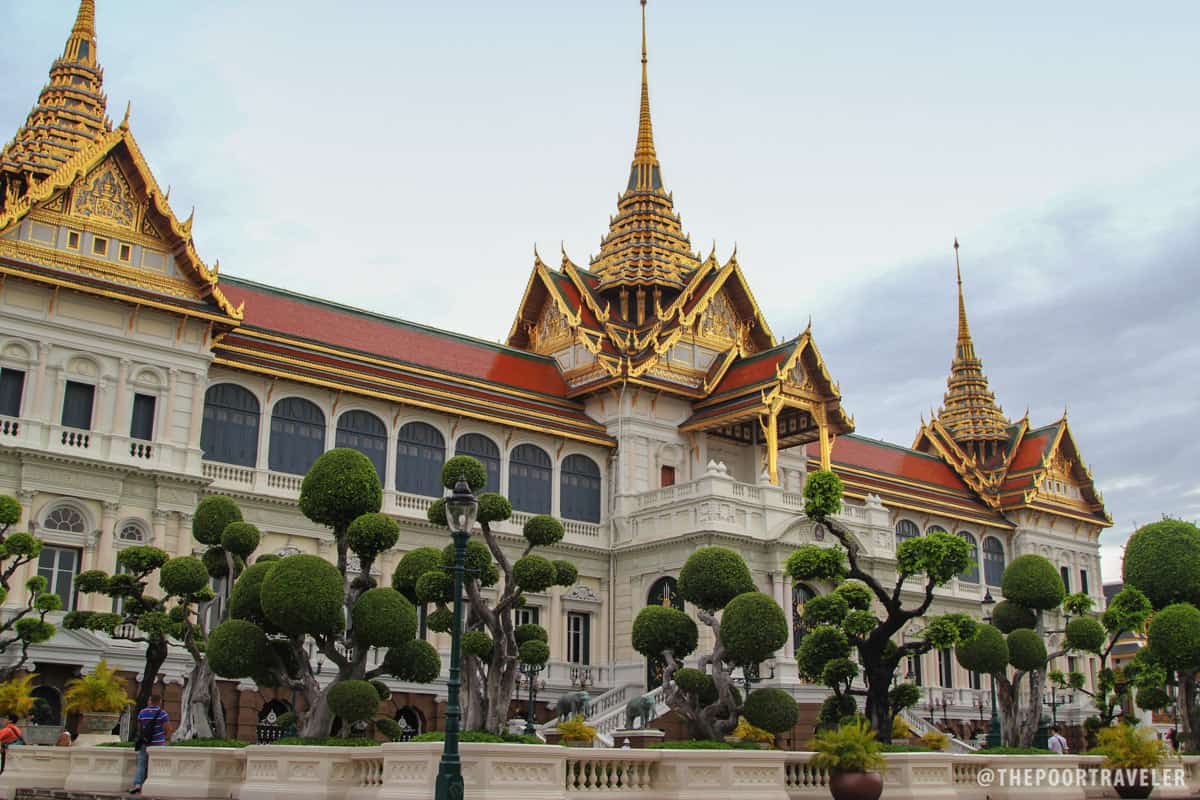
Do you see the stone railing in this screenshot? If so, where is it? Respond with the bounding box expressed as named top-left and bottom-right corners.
top-left (10, 743), bottom-right (1200, 800)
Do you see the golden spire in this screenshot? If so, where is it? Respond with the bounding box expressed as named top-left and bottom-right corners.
top-left (591, 1), bottom-right (700, 299)
top-left (936, 239), bottom-right (1010, 456)
top-left (1, 0), bottom-right (108, 180)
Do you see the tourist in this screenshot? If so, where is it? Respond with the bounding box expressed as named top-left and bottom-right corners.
top-left (129, 694), bottom-right (171, 795)
top-left (1048, 724), bottom-right (1068, 754)
top-left (0, 714), bottom-right (25, 773)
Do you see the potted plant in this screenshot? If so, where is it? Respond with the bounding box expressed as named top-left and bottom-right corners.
top-left (62, 660), bottom-right (132, 735)
top-left (1095, 723), bottom-right (1167, 799)
top-left (810, 719), bottom-right (885, 800)
top-left (556, 714), bottom-right (596, 748)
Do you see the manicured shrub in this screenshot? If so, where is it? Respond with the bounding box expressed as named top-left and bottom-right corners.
top-left (229, 561), bottom-right (276, 626)
top-left (352, 588), bottom-right (416, 648)
top-left (202, 547), bottom-right (243, 579)
top-left (415, 571), bottom-right (454, 605)
top-left (741, 688), bottom-right (799, 734)
top-left (1136, 686), bottom-right (1171, 711)
top-left (673, 668), bottom-right (717, 705)
top-left (785, 545), bottom-right (846, 583)
top-left (477, 493), bottom-right (512, 524)
top-left (523, 515), bottom-right (564, 547)
top-left (440, 540), bottom-right (493, 575)
top-left (260, 554), bottom-right (345, 636)
top-left (159, 556), bottom-right (209, 596)
top-left (441, 455), bottom-right (487, 492)
top-left (1148, 602), bottom-right (1200, 671)
top-left (720, 592), bottom-right (788, 666)
top-left (632, 605), bottom-right (698, 660)
top-left (955, 623), bottom-right (1009, 674)
top-left (678, 547), bottom-right (755, 611)
top-left (513, 555), bottom-right (556, 593)
top-left (0, 495), bottom-right (21, 526)
top-left (384, 639), bottom-right (441, 683)
top-left (208, 619), bottom-right (270, 679)
top-left (515, 623), bottom-right (547, 645)
top-left (991, 600), bottom-right (1036, 633)
top-left (462, 630), bottom-right (494, 660)
top-left (299, 448), bottom-right (382, 531)
top-left (553, 560), bottom-right (578, 587)
top-left (796, 625), bottom-right (851, 681)
top-left (1006, 628), bottom-right (1048, 672)
top-left (1123, 519), bottom-right (1200, 609)
top-left (1065, 616), bottom-right (1106, 653)
top-left (392, 547), bottom-right (443, 602)
top-left (1001, 555), bottom-right (1065, 611)
top-left (327, 680), bottom-right (381, 725)
top-left (347, 513), bottom-right (400, 560)
top-left (426, 608), bottom-right (453, 633)
top-left (116, 546), bottom-right (169, 575)
top-left (75, 570), bottom-right (110, 594)
top-left (832, 580), bottom-right (872, 611)
top-left (193, 495), bottom-right (242, 546)
top-left (518, 639), bottom-right (550, 667)
top-left (220, 522), bottom-right (261, 558)
top-left (802, 593), bottom-right (850, 626)
top-left (803, 470), bottom-right (843, 519)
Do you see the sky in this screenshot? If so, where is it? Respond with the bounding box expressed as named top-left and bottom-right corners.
top-left (2, 2), bottom-right (1197, 582)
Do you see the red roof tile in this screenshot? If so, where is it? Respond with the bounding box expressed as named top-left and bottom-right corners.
top-left (222, 278), bottom-right (571, 399)
top-left (810, 435), bottom-right (972, 493)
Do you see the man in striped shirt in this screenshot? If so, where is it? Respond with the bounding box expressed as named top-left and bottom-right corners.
top-left (130, 693), bottom-right (170, 795)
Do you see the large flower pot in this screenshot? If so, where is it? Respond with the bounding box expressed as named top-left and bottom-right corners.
top-left (829, 770), bottom-right (883, 800)
top-left (78, 711), bottom-right (120, 734)
top-left (1111, 768), bottom-right (1153, 799)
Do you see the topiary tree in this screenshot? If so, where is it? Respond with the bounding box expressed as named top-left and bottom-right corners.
top-left (788, 470), bottom-right (975, 742)
top-left (206, 449), bottom-right (439, 738)
top-left (953, 554), bottom-right (1097, 747)
top-left (413, 455), bottom-right (580, 734)
top-left (1146, 602), bottom-right (1200, 749)
top-left (166, 494), bottom-right (260, 740)
top-left (0, 495), bottom-right (58, 681)
top-left (632, 546), bottom-right (794, 740)
top-left (64, 545), bottom-right (174, 723)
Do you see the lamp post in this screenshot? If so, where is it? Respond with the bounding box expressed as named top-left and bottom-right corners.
top-left (435, 476), bottom-right (478, 800)
top-left (926, 685), bottom-right (935, 727)
top-left (1044, 686), bottom-right (1069, 727)
top-left (982, 589), bottom-right (1002, 748)
top-left (520, 661), bottom-right (545, 736)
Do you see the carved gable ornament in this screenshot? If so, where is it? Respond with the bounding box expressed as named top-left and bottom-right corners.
top-left (697, 291), bottom-right (739, 345)
top-left (72, 159), bottom-right (138, 229)
top-left (529, 298), bottom-right (574, 354)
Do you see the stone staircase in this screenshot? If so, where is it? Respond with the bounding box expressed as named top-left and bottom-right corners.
top-left (539, 684), bottom-right (668, 748)
top-left (899, 707), bottom-right (979, 753)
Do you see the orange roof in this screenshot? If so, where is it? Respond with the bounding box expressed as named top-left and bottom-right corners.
top-left (222, 278), bottom-right (572, 399)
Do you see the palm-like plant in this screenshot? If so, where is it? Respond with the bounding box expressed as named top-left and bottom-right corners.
top-left (0, 673), bottom-right (37, 717)
top-left (1096, 723), bottom-right (1168, 770)
top-left (63, 660), bottom-right (132, 714)
top-left (810, 719), bottom-right (885, 773)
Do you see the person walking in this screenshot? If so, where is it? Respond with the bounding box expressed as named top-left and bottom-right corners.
top-left (0, 713), bottom-right (25, 773)
top-left (129, 693), bottom-right (170, 794)
top-left (1048, 724), bottom-right (1068, 754)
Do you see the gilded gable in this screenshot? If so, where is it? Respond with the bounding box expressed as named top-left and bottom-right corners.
top-left (528, 298), bottom-right (574, 355)
top-left (71, 158), bottom-right (139, 230)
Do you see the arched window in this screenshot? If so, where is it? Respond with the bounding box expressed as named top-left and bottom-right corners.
top-left (455, 434), bottom-right (499, 493)
top-left (561, 454), bottom-right (601, 523)
top-left (646, 577), bottom-right (683, 690)
top-left (44, 506), bottom-right (86, 533)
top-left (926, 525), bottom-right (948, 536)
top-left (200, 384), bottom-right (260, 467)
top-left (269, 398), bottom-right (325, 476)
top-left (958, 532), bottom-right (979, 583)
top-left (117, 522), bottom-right (148, 545)
top-left (395, 707), bottom-right (425, 741)
top-left (895, 519), bottom-right (919, 548)
top-left (793, 583), bottom-right (816, 657)
top-left (396, 422), bottom-right (445, 497)
top-left (335, 410), bottom-right (387, 479)
top-left (509, 444), bottom-right (551, 514)
top-left (30, 686), bottom-right (62, 726)
top-left (983, 536), bottom-right (1006, 586)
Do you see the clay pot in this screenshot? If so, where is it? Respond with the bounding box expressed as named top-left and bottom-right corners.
top-left (1111, 769), bottom-right (1153, 799)
top-left (78, 712), bottom-right (121, 734)
top-left (829, 770), bottom-right (884, 800)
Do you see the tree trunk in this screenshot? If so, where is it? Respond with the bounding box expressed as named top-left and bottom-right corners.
top-left (1181, 673), bottom-right (1200, 752)
top-left (299, 676), bottom-right (337, 739)
top-left (130, 639), bottom-right (168, 739)
top-left (173, 659), bottom-right (225, 741)
top-left (864, 665), bottom-right (893, 743)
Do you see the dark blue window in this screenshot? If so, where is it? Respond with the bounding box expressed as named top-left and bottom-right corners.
top-left (455, 434), bottom-right (499, 494)
top-left (336, 410), bottom-right (387, 480)
top-left (983, 537), bottom-right (1006, 587)
top-left (269, 398), bottom-right (325, 475)
top-left (130, 394), bottom-right (155, 441)
top-left (200, 384), bottom-right (260, 467)
top-left (957, 532), bottom-right (979, 583)
top-left (509, 444), bottom-right (551, 514)
top-left (561, 454), bottom-right (601, 523)
top-left (0, 369), bottom-right (25, 417)
top-left (895, 519), bottom-right (919, 548)
top-left (61, 381), bottom-right (94, 430)
top-left (396, 422), bottom-right (445, 497)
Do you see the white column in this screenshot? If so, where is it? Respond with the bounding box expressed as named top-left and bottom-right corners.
top-left (30, 343), bottom-right (51, 420)
top-left (774, 572), bottom-right (795, 659)
top-left (110, 358), bottom-right (130, 434)
top-left (162, 369), bottom-right (179, 444)
top-left (187, 371), bottom-right (206, 447)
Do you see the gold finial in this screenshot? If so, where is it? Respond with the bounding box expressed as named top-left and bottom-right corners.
top-left (632, 0), bottom-right (657, 176)
top-left (67, 0), bottom-right (98, 66)
top-left (119, 100), bottom-right (131, 130)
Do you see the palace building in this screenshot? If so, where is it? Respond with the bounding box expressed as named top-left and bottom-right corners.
top-left (0, 2), bottom-right (1111, 743)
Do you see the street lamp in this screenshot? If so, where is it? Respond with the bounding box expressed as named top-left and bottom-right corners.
top-left (435, 476), bottom-right (478, 800)
top-left (1044, 686), bottom-right (1070, 726)
top-left (982, 589), bottom-right (1001, 748)
top-left (519, 660), bottom-right (545, 736)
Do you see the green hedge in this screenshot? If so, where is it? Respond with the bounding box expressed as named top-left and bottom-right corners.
top-left (646, 740), bottom-right (763, 750)
top-left (972, 746), bottom-right (1053, 755)
top-left (411, 731), bottom-right (541, 744)
top-left (170, 738), bottom-right (250, 748)
top-left (272, 737), bottom-right (381, 747)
